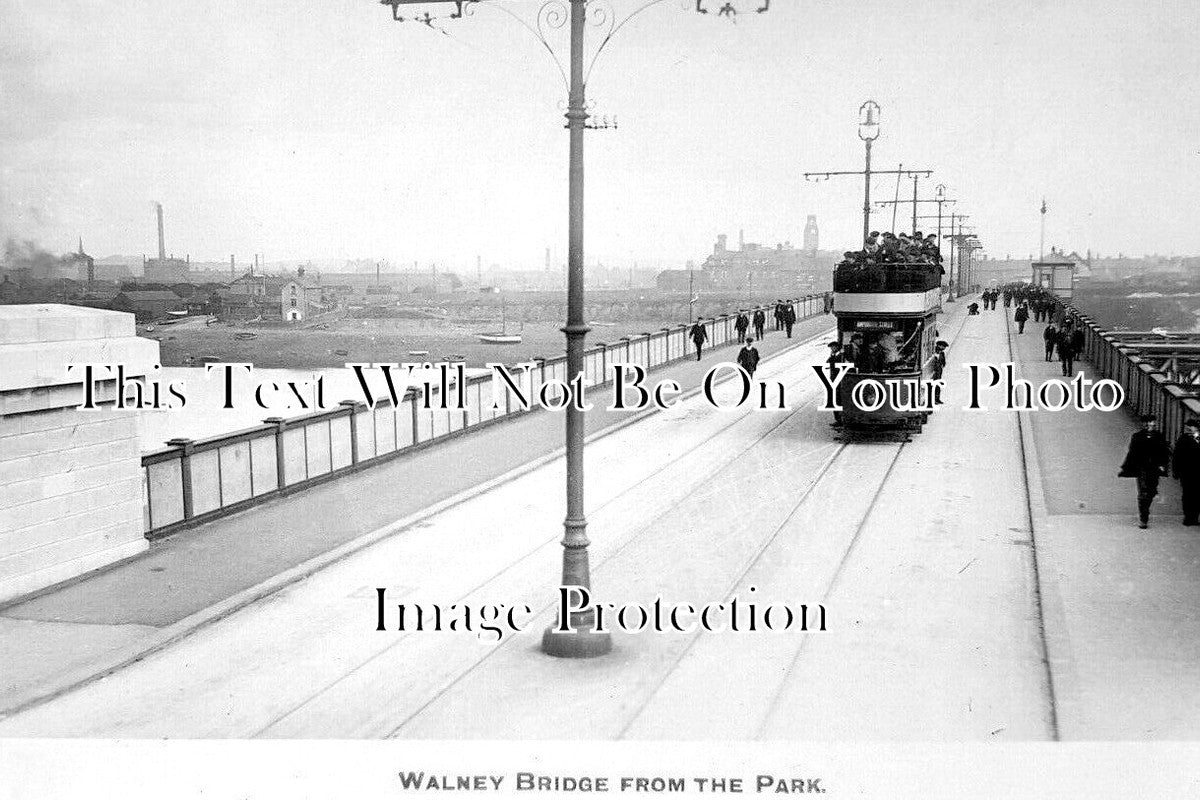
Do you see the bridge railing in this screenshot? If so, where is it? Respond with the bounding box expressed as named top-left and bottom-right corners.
top-left (142, 293), bottom-right (832, 538)
top-left (1058, 302), bottom-right (1200, 447)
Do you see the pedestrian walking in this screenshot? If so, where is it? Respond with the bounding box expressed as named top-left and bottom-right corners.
top-left (1173, 419), bottom-right (1200, 526)
top-left (1043, 323), bottom-right (1058, 361)
top-left (734, 312), bottom-right (749, 343)
top-left (1119, 414), bottom-right (1172, 529)
top-left (825, 341), bottom-right (846, 426)
top-left (689, 319), bottom-right (708, 361)
top-left (1070, 326), bottom-right (1085, 364)
top-left (739, 336), bottom-right (761, 378)
top-left (783, 303), bottom-right (796, 338)
top-left (930, 341), bottom-right (948, 405)
top-left (1014, 303), bottom-right (1029, 334)
top-left (1058, 326), bottom-right (1076, 377)
top-left (773, 302), bottom-right (783, 331)
top-left (752, 308), bottom-right (766, 340)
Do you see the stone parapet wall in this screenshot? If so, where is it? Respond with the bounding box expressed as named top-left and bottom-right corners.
top-left (0, 304), bottom-right (158, 603)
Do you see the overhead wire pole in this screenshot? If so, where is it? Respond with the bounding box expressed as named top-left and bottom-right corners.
top-left (914, 197), bottom-right (961, 298)
top-left (939, 213), bottom-right (970, 297)
top-left (1040, 197), bottom-right (1047, 260)
top-left (954, 225), bottom-right (979, 295)
top-left (376, 0), bottom-right (770, 660)
top-left (875, 181), bottom-right (944, 235)
top-left (805, 101), bottom-right (919, 247)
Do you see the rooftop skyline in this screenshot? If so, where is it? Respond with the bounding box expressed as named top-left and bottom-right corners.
top-left (3, 0), bottom-right (1198, 266)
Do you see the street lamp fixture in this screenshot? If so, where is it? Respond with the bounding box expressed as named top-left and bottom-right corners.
top-left (376, 0), bottom-right (769, 660)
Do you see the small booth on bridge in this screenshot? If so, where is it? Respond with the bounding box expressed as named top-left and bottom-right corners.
top-left (1031, 249), bottom-right (1076, 300)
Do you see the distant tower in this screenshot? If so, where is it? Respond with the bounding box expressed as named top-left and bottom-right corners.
top-left (803, 215), bottom-right (819, 255)
top-left (155, 203), bottom-right (166, 261)
top-left (738, 228), bottom-right (745, 251)
top-left (545, 247), bottom-right (551, 272)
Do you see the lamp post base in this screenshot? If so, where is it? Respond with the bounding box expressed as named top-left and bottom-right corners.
top-left (541, 613), bottom-right (613, 659)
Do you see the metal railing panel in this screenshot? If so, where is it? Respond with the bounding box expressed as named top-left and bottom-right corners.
top-left (146, 459), bottom-right (184, 530)
top-left (190, 450), bottom-right (221, 516)
top-left (217, 441), bottom-right (253, 507)
top-left (249, 436), bottom-right (278, 495)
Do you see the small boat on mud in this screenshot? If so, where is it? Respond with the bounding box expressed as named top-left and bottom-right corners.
top-left (477, 296), bottom-right (522, 344)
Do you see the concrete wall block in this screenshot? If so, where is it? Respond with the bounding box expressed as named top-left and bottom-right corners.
top-left (0, 436), bottom-right (140, 484)
top-left (3, 496), bottom-right (144, 557)
top-left (4, 460), bottom-right (141, 509)
top-left (0, 537), bottom-right (147, 606)
top-left (0, 516), bottom-right (145, 585)
top-left (6, 406), bottom-right (124, 437)
top-left (0, 414), bottom-right (136, 462)
top-left (0, 474), bottom-right (142, 533)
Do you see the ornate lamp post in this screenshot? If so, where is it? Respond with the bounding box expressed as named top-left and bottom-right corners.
top-left (805, 103), bottom-right (930, 248)
top-left (857, 100), bottom-right (880, 246)
top-left (376, 0), bottom-right (769, 659)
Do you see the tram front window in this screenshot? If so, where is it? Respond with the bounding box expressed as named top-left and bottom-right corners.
top-left (839, 320), bottom-right (924, 373)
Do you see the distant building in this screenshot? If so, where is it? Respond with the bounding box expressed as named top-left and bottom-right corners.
top-left (143, 256), bottom-right (190, 283)
top-left (281, 274), bottom-right (325, 322)
top-left (659, 226), bottom-right (840, 293)
top-left (803, 215), bottom-right (819, 254)
top-left (112, 290), bottom-right (184, 321)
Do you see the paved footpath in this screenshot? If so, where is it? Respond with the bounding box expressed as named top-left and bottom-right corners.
top-left (0, 314), bottom-right (834, 716)
top-left (1008, 308), bottom-right (1200, 740)
top-left (0, 300), bottom-right (1061, 739)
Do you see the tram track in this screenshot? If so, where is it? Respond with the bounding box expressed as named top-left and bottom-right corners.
top-left (618, 300), bottom-right (979, 738)
top-left (255, 327), bottom-right (838, 737)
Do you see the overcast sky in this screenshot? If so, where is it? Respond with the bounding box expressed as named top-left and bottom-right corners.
top-left (2, 0), bottom-right (1198, 270)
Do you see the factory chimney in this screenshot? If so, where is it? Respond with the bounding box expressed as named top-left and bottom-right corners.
top-left (156, 203), bottom-right (166, 261)
top-left (230, 255), bottom-right (235, 276)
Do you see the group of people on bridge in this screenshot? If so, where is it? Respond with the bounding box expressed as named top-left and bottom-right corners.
top-left (1120, 414), bottom-right (1200, 530)
top-left (687, 300), bottom-right (799, 366)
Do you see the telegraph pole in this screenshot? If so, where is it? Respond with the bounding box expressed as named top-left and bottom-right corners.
top-left (877, 178), bottom-right (946, 236)
top-left (377, 0), bottom-right (769, 660)
top-left (1040, 197), bottom-right (1047, 260)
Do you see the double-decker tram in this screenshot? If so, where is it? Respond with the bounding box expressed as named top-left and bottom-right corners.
top-left (830, 251), bottom-right (943, 437)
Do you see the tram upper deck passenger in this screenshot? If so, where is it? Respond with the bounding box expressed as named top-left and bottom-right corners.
top-left (833, 231), bottom-right (943, 293)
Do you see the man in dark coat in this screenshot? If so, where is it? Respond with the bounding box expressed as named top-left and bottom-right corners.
top-left (845, 333), bottom-right (866, 371)
top-left (1058, 325), bottom-right (1076, 376)
top-left (1070, 327), bottom-right (1085, 363)
top-left (1043, 323), bottom-right (1058, 361)
top-left (1120, 414), bottom-right (1172, 529)
top-left (734, 312), bottom-right (750, 343)
top-left (752, 308), bottom-right (766, 340)
top-left (689, 319), bottom-right (708, 361)
top-left (1174, 419), bottom-right (1200, 526)
top-left (1014, 303), bottom-right (1029, 334)
top-left (783, 303), bottom-right (796, 338)
top-left (738, 336), bottom-right (761, 378)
